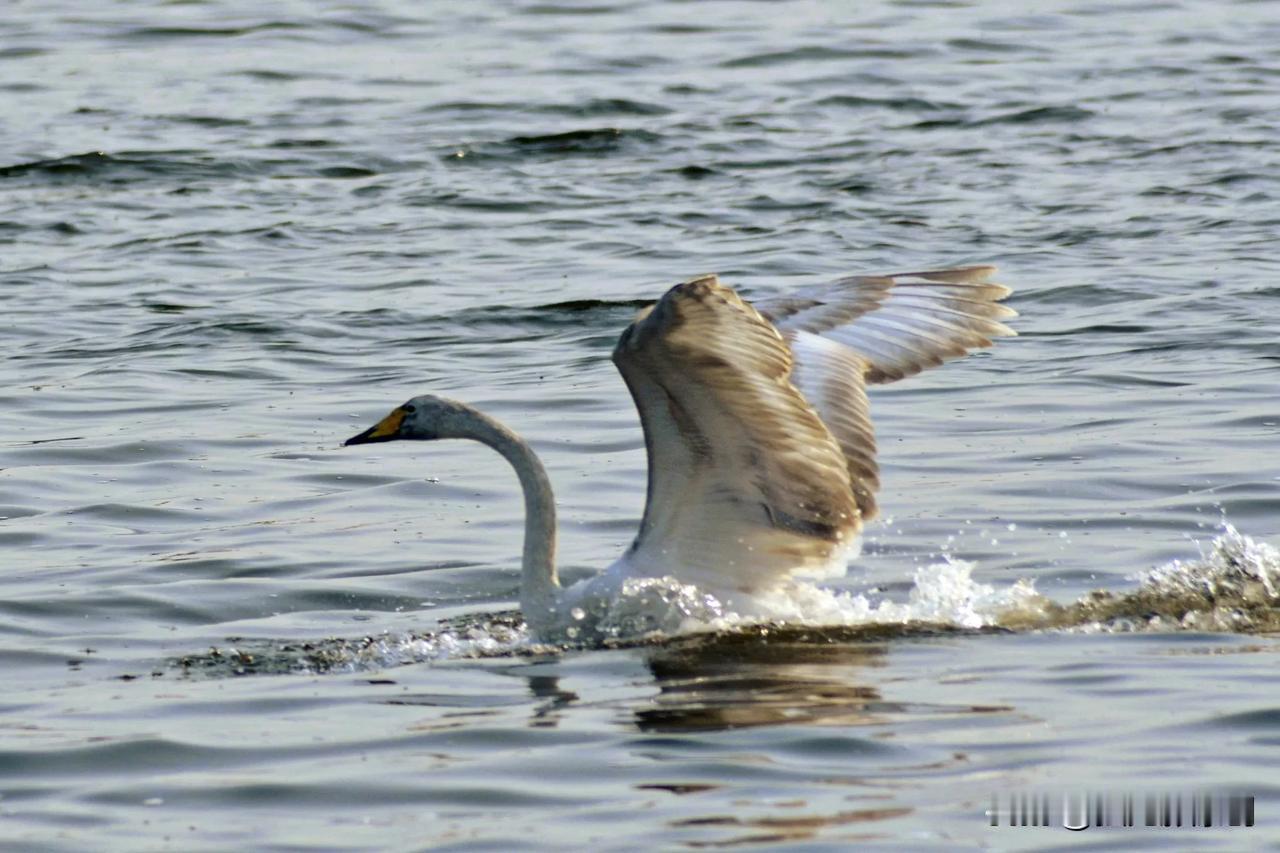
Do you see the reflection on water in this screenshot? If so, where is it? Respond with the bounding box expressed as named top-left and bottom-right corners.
top-left (634, 629), bottom-right (1014, 733)
top-left (526, 673), bottom-right (579, 729)
top-left (667, 805), bottom-right (915, 849)
top-left (637, 632), bottom-right (890, 733)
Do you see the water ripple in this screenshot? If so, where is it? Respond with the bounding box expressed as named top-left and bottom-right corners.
top-left (3, 0), bottom-right (1280, 846)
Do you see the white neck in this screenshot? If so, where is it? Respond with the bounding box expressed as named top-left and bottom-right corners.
top-left (443, 409), bottom-right (561, 630)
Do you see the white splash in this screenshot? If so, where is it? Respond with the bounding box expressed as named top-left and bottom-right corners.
top-left (349, 621), bottom-right (534, 668)
top-left (225, 524), bottom-right (1278, 674)
top-left (713, 558), bottom-right (1040, 631)
top-left (1139, 524), bottom-right (1280, 600)
top-left (286, 557), bottom-right (1039, 671)
top-left (562, 556), bottom-right (1040, 641)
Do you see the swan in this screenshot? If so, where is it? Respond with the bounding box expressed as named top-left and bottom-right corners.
top-left (344, 266), bottom-right (1016, 641)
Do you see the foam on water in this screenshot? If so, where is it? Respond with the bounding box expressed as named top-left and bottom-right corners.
top-left (649, 557), bottom-right (1041, 635)
top-left (1142, 524), bottom-right (1280, 602)
top-left (172, 617), bottom-right (538, 677)
top-left (996, 523), bottom-right (1280, 634)
top-left (169, 525), bottom-right (1280, 677)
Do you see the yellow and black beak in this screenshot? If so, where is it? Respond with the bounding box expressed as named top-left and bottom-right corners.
top-left (344, 406), bottom-right (408, 446)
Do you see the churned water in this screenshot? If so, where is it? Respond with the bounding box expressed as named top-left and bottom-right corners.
top-left (3, 0), bottom-right (1279, 849)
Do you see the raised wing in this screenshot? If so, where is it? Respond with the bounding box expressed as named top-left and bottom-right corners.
top-left (785, 330), bottom-right (879, 522)
top-left (612, 276), bottom-right (862, 593)
top-left (756, 265), bottom-right (1017, 521)
top-left (756, 266), bottom-right (1017, 384)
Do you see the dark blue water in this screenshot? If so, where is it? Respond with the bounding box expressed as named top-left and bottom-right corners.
top-left (3, 0), bottom-right (1279, 848)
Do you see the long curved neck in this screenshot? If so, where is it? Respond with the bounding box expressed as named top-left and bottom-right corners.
top-left (446, 410), bottom-right (560, 625)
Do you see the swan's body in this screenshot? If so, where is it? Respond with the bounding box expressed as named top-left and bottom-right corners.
top-left (346, 266), bottom-right (1016, 640)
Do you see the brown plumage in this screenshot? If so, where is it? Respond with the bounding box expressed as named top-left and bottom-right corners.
top-left (611, 266), bottom-right (1016, 593)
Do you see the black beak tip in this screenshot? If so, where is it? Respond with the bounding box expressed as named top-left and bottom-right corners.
top-left (344, 427), bottom-right (376, 447)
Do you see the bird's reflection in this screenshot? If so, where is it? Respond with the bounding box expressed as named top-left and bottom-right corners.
top-left (632, 626), bottom-right (894, 732)
top-left (526, 672), bottom-right (578, 728)
top-left (516, 624), bottom-right (993, 734)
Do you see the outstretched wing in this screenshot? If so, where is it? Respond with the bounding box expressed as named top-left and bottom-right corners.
top-left (756, 266), bottom-right (1017, 384)
top-left (756, 265), bottom-right (1017, 521)
top-left (612, 276), bottom-right (862, 593)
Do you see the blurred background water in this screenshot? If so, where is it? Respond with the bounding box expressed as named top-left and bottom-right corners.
top-left (2, 0), bottom-right (1279, 849)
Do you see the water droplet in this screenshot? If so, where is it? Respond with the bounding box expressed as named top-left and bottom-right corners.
top-left (565, 626), bottom-right (579, 638)
top-left (1006, 522), bottom-right (1017, 531)
top-left (570, 607), bottom-right (585, 621)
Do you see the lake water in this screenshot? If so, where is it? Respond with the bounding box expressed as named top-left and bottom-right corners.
top-left (3, 0), bottom-right (1279, 849)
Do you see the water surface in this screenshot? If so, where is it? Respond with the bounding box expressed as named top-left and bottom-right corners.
top-left (3, 0), bottom-right (1280, 848)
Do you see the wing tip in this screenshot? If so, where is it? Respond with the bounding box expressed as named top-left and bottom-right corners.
top-left (896, 264), bottom-right (998, 284)
top-left (895, 265), bottom-right (1016, 303)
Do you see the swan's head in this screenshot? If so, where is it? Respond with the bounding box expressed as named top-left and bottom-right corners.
top-left (344, 395), bottom-right (471, 446)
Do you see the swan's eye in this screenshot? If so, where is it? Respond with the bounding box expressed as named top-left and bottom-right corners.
top-left (402, 404), bottom-right (416, 414)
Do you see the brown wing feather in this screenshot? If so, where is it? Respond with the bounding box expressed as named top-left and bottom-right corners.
top-left (612, 275), bottom-right (861, 592)
top-left (755, 264), bottom-right (1016, 520)
top-left (786, 331), bottom-right (879, 522)
top-left (611, 266), bottom-right (1015, 590)
top-left (757, 265), bottom-right (1017, 384)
